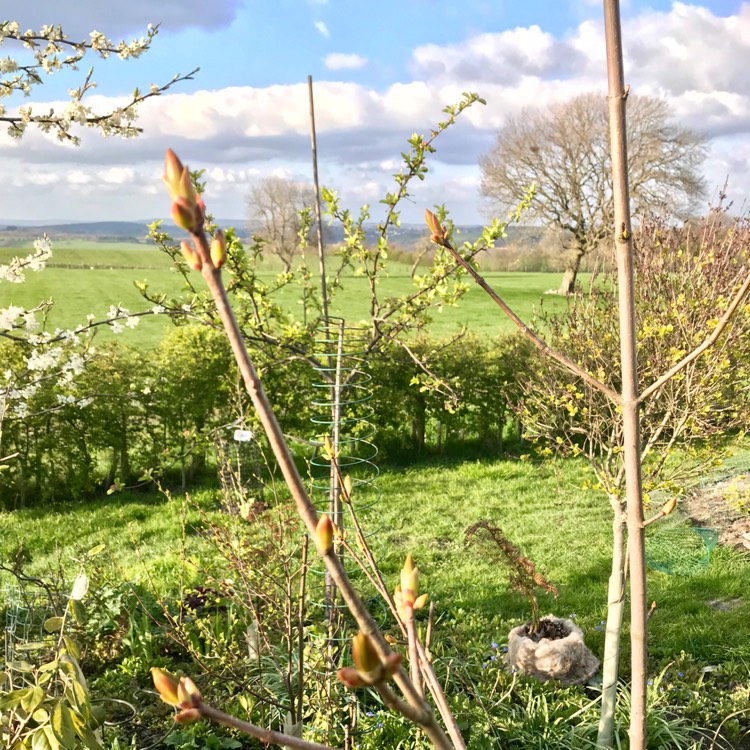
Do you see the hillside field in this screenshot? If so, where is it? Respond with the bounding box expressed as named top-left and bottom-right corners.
top-left (1, 244), bottom-right (579, 347)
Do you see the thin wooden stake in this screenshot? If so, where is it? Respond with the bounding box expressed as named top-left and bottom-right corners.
top-left (308, 75), bottom-right (330, 330)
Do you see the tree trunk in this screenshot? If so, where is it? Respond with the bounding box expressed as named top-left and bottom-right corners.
top-left (597, 507), bottom-right (627, 748)
top-left (412, 397), bottom-right (426, 450)
top-left (558, 243), bottom-right (587, 295)
top-left (603, 3), bottom-right (648, 748)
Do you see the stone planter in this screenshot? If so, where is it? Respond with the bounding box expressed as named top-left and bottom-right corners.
top-left (507, 615), bottom-right (599, 685)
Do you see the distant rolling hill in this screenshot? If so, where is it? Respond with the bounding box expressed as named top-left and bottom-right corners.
top-left (0, 220), bottom-right (186, 246)
top-left (0, 219), bottom-right (543, 249)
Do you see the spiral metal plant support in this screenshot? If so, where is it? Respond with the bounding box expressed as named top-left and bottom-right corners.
top-left (306, 317), bottom-right (385, 744)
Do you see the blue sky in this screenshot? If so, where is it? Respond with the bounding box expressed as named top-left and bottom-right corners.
top-left (1, 1), bottom-right (748, 225)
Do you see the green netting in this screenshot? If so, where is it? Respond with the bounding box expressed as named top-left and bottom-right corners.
top-left (645, 527), bottom-right (719, 576)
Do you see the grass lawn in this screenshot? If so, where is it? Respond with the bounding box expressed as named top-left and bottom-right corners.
top-left (2, 449), bottom-right (749, 748)
top-left (1, 244), bottom-right (577, 347)
top-left (3, 452), bottom-right (748, 670)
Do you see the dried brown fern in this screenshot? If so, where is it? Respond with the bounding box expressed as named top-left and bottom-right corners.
top-left (464, 520), bottom-right (558, 634)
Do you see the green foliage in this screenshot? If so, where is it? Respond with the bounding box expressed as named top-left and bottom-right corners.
top-left (368, 333), bottom-right (531, 454)
top-left (2, 451), bottom-right (750, 744)
top-left (164, 728), bottom-right (242, 750)
top-left (0, 325), bottom-right (237, 506)
top-left (0, 247), bottom-right (577, 343)
top-left (0, 570), bottom-right (102, 750)
top-left (517, 208), bottom-right (750, 499)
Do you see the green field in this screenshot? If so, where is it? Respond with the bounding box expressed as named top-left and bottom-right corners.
top-left (1, 245), bottom-right (576, 347)
top-left (2, 450), bottom-right (749, 746)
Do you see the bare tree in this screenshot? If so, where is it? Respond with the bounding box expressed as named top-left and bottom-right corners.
top-left (480, 93), bottom-right (708, 294)
top-left (247, 177), bottom-right (315, 272)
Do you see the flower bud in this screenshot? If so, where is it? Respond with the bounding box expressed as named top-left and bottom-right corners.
top-left (210, 229), bottom-right (227, 269)
top-left (661, 498), bottom-right (677, 516)
top-left (343, 474), bottom-right (353, 501)
top-left (172, 197), bottom-right (200, 233)
top-left (424, 208), bottom-right (448, 244)
top-left (176, 167), bottom-right (197, 204)
top-left (414, 593), bottom-right (429, 610)
top-left (322, 435), bottom-right (339, 461)
top-left (195, 195), bottom-right (206, 225)
top-left (336, 667), bottom-right (366, 689)
top-left (163, 149), bottom-right (185, 199)
top-left (180, 240), bottom-right (202, 271)
top-left (175, 707), bottom-right (201, 724)
top-left (400, 554), bottom-right (419, 601)
top-left (151, 667), bottom-right (180, 706)
top-left (394, 585), bottom-right (404, 614)
top-left (176, 676), bottom-right (202, 708)
top-left (315, 515), bottom-right (334, 554)
top-left (351, 633), bottom-right (381, 682)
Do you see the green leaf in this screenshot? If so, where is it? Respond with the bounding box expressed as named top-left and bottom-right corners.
top-left (58, 654), bottom-right (85, 684)
top-left (7, 660), bottom-right (34, 672)
top-left (15, 641), bottom-right (48, 650)
top-left (68, 678), bottom-right (90, 717)
top-left (0, 688), bottom-right (30, 710)
top-left (86, 544), bottom-right (106, 557)
top-left (78, 726), bottom-right (104, 750)
top-left (43, 617), bottom-right (65, 633)
top-left (20, 686), bottom-right (45, 714)
top-left (70, 573), bottom-right (89, 601)
top-left (51, 702), bottom-right (76, 747)
top-left (70, 599), bottom-right (87, 625)
top-left (31, 725), bottom-right (59, 750)
top-left (62, 636), bottom-right (81, 661)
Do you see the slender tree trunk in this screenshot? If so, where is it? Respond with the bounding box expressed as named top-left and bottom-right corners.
top-left (597, 507), bottom-right (626, 748)
top-left (603, 3), bottom-right (648, 749)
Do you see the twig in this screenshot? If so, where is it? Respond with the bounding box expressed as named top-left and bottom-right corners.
top-left (199, 702), bottom-right (339, 750)
top-left (638, 269), bottom-right (750, 403)
top-left (428, 230), bottom-right (621, 404)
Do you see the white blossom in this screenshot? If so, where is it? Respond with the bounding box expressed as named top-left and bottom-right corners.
top-left (22, 311), bottom-right (38, 331)
top-left (27, 347), bottom-right (63, 371)
top-left (0, 305), bottom-right (24, 330)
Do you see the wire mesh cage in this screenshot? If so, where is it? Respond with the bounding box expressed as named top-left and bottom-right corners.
top-left (3, 581), bottom-right (62, 688)
top-left (645, 526), bottom-right (719, 576)
top-left (215, 424), bottom-right (265, 516)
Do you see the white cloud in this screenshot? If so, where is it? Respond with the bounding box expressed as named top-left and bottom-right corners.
top-left (3, 2), bottom-right (750, 224)
top-left (67, 171), bottom-right (92, 185)
top-left (100, 167), bottom-right (135, 184)
top-left (324, 53), bottom-right (368, 70)
top-left (314, 20), bottom-right (330, 38)
top-left (411, 26), bottom-right (587, 85)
